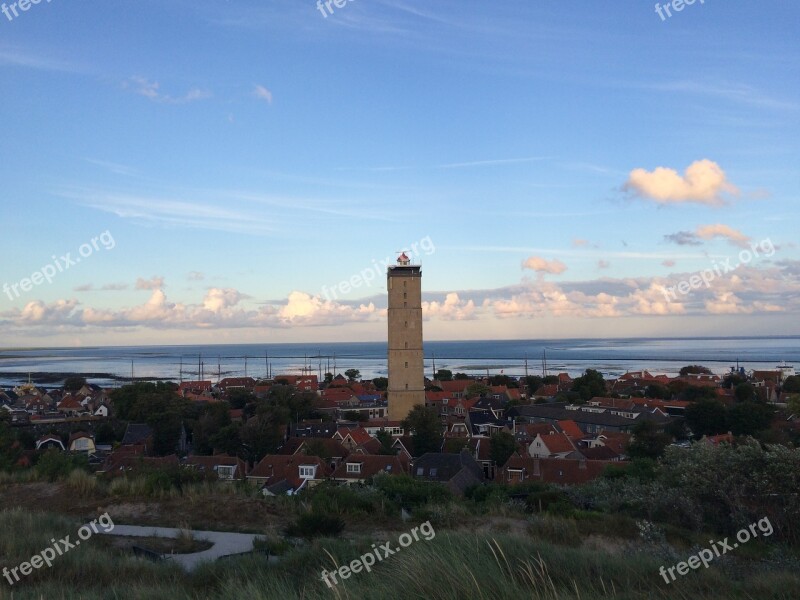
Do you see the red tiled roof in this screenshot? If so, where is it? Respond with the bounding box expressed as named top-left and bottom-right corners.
top-left (331, 455), bottom-right (406, 480)
top-left (556, 420), bottom-right (584, 440)
top-left (536, 432), bottom-right (576, 455)
top-left (502, 456), bottom-right (620, 485)
top-left (248, 455), bottom-right (330, 488)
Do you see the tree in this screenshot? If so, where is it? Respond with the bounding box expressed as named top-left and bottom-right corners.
top-left (227, 389), bottom-right (254, 410)
top-left (524, 376), bottom-right (544, 394)
top-left (490, 431), bottom-right (517, 467)
top-left (343, 410), bottom-right (368, 422)
top-left (782, 375), bottom-right (800, 394)
top-left (727, 402), bottom-right (774, 436)
top-left (627, 420), bottom-right (671, 460)
top-left (324, 372), bottom-right (334, 384)
top-left (788, 395), bottom-right (800, 416)
top-left (436, 369), bottom-right (453, 381)
top-left (401, 405), bottom-right (443, 456)
top-left (680, 365), bottom-right (712, 376)
top-left (344, 369), bottom-right (361, 382)
top-left (489, 375), bottom-right (518, 388)
top-left (645, 384), bottom-right (671, 400)
top-left (571, 369), bottom-right (606, 403)
top-left (63, 376), bottom-right (87, 392)
top-left (734, 383), bottom-right (756, 403)
top-left (685, 399), bottom-right (728, 438)
top-left (375, 430), bottom-right (395, 455)
top-left (373, 377), bottom-right (388, 391)
top-left (454, 373), bottom-right (470, 380)
top-left (681, 385), bottom-right (717, 402)
top-left (466, 382), bottom-right (490, 398)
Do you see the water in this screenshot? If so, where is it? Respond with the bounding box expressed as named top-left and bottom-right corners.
top-left (0, 337), bottom-right (797, 388)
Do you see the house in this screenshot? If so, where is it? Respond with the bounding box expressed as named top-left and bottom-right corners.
top-left (586, 433), bottom-right (631, 458)
top-left (94, 403), bottom-right (111, 418)
top-left (68, 432), bottom-right (96, 455)
top-left (57, 395), bottom-right (84, 416)
top-left (100, 453), bottom-right (180, 475)
top-left (331, 455), bottom-right (407, 485)
top-left (36, 434), bottom-right (65, 451)
top-left (185, 455), bottom-right (248, 481)
top-left (527, 432), bottom-right (579, 459)
top-left (247, 455), bottom-right (329, 495)
top-left (121, 423), bottom-right (154, 455)
top-left (500, 456), bottom-right (620, 486)
top-left (278, 437), bottom-right (349, 469)
top-left (363, 419), bottom-right (404, 437)
top-left (702, 432), bottom-right (734, 446)
top-left (217, 377), bottom-right (256, 394)
top-left (334, 427), bottom-right (373, 451)
top-left (412, 449), bottom-right (485, 495)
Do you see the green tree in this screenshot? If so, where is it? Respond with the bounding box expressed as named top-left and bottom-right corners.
top-left (645, 384), bottom-right (670, 400)
top-left (227, 389), bottom-right (254, 410)
top-left (375, 430), bottom-right (395, 455)
top-left (436, 369), bottom-right (453, 381)
top-left (734, 383), bottom-right (756, 403)
top-left (466, 383), bottom-right (490, 398)
top-left (343, 410), bottom-right (368, 422)
top-left (454, 373), bottom-right (470, 380)
top-left (682, 385), bottom-right (717, 402)
top-left (783, 375), bottom-right (800, 394)
top-left (685, 399), bottom-right (728, 438)
top-left (627, 420), bottom-right (671, 460)
top-left (344, 369), bottom-right (361, 382)
top-left (324, 372), bottom-right (334, 384)
top-left (372, 377), bottom-right (388, 391)
top-left (571, 369), bottom-right (606, 403)
top-left (490, 431), bottom-right (517, 467)
top-left (63, 376), bottom-right (87, 392)
top-left (679, 365), bottom-right (712, 376)
top-left (401, 405), bottom-right (443, 457)
top-left (727, 402), bottom-right (774, 436)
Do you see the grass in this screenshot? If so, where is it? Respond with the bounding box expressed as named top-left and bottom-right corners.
top-left (1, 508), bottom-right (799, 600)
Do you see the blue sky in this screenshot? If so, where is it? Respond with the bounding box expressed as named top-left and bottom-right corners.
top-left (1, 0), bottom-right (798, 346)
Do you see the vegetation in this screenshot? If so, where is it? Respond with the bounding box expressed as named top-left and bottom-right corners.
top-left (571, 369), bottom-right (606, 403)
top-left (401, 405), bottom-right (442, 456)
top-left (679, 365), bottom-right (712, 376)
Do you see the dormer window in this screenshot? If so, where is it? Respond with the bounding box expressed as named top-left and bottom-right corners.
top-left (299, 465), bottom-right (316, 479)
top-left (346, 462), bottom-right (362, 474)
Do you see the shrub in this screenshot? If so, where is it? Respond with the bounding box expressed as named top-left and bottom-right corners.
top-left (285, 512), bottom-right (344, 539)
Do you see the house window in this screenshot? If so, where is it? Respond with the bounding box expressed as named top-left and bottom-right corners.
top-left (429, 468), bottom-right (437, 477)
top-left (416, 467), bottom-right (424, 476)
top-left (217, 465), bottom-right (235, 479)
top-left (346, 463), bottom-right (362, 474)
top-left (299, 466), bottom-right (316, 479)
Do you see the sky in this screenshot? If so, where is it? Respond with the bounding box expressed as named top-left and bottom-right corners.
top-left (0, 0), bottom-right (798, 347)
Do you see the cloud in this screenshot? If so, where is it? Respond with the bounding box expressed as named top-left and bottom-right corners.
top-left (662, 260), bottom-right (676, 268)
top-left (422, 293), bottom-right (476, 321)
top-left (253, 85), bottom-right (273, 104)
top-left (597, 260), bottom-right (611, 269)
top-left (696, 224), bottom-right (750, 248)
top-left (74, 284), bottom-right (94, 292)
top-left (665, 224), bottom-right (751, 248)
top-left (187, 271), bottom-right (205, 281)
top-left (664, 231), bottom-right (703, 246)
top-left (123, 76), bottom-right (211, 104)
top-left (102, 283), bottom-right (129, 291)
top-left (135, 276), bottom-right (165, 290)
top-left (522, 256), bottom-right (567, 275)
top-left (572, 239), bottom-right (589, 247)
top-left (624, 159), bottom-right (738, 206)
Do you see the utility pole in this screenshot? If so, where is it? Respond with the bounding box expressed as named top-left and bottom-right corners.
top-left (245, 356), bottom-right (248, 378)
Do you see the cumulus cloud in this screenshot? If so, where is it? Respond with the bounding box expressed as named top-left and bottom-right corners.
top-left (522, 256), bottom-right (567, 275)
top-left (423, 293), bottom-right (476, 321)
top-left (625, 159), bottom-right (738, 206)
top-left (135, 276), bottom-right (165, 290)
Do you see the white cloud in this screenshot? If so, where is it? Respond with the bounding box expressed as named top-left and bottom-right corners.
top-left (135, 276), bottom-right (165, 290)
top-left (123, 76), bottom-right (211, 104)
top-left (253, 84), bottom-right (273, 104)
top-left (625, 159), bottom-right (738, 206)
top-left (522, 256), bottom-right (567, 274)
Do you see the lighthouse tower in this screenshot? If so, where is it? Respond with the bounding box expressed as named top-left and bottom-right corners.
top-left (387, 252), bottom-right (425, 421)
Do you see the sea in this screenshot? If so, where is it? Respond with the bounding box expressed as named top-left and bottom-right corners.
top-left (1, 337), bottom-right (798, 389)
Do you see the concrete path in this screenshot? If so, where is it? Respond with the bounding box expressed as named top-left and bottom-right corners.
top-left (99, 524), bottom-right (264, 570)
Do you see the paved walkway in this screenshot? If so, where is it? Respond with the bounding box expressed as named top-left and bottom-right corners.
top-left (99, 524), bottom-right (264, 570)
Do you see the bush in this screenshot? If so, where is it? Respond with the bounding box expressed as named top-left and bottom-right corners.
top-left (285, 512), bottom-right (344, 539)
top-left (373, 473), bottom-right (452, 507)
top-left (35, 450), bottom-right (88, 481)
